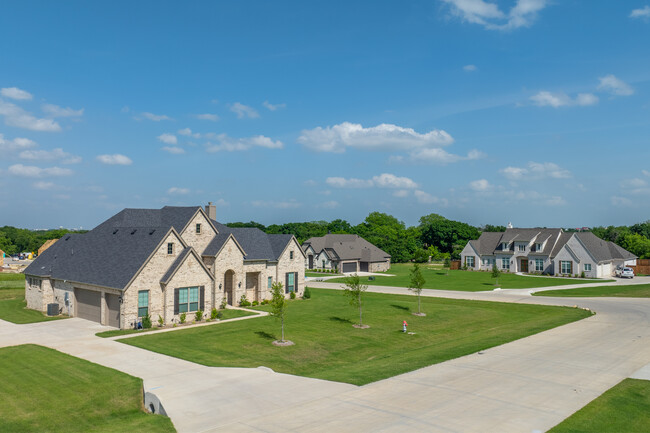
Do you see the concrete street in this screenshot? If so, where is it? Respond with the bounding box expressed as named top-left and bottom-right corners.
top-left (1, 278), bottom-right (649, 433)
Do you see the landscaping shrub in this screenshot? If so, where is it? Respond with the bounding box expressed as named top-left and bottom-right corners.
top-left (142, 314), bottom-right (152, 329)
top-left (239, 294), bottom-right (251, 307)
top-left (157, 315), bottom-right (164, 327)
top-left (180, 312), bottom-right (186, 324)
top-left (210, 307), bottom-right (218, 320)
top-left (220, 299), bottom-right (227, 310)
top-left (581, 271), bottom-right (586, 278)
top-left (303, 287), bottom-right (311, 299)
top-left (195, 310), bottom-right (203, 322)
top-left (216, 310), bottom-right (223, 319)
top-left (261, 299), bottom-right (270, 305)
top-left (252, 300), bottom-right (259, 306)
top-left (290, 291), bottom-right (296, 299)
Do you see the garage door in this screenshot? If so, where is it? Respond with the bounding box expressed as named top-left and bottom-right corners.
top-left (105, 293), bottom-right (120, 328)
top-left (75, 288), bottom-right (101, 323)
top-left (342, 262), bottom-right (357, 273)
top-left (360, 262), bottom-right (369, 272)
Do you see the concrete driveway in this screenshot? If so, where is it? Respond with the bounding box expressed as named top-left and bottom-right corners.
top-left (1, 279), bottom-right (649, 433)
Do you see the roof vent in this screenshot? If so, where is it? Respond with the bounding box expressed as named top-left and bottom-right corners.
top-left (131, 229), bottom-right (137, 235)
top-left (149, 229), bottom-right (156, 235)
top-left (64, 235), bottom-right (71, 241)
top-left (113, 229), bottom-right (119, 235)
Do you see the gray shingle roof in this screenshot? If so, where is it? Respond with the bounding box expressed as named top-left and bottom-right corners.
top-left (574, 232), bottom-right (637, 262)
top-left (202, 233), bottom-right (234, 256)
top-left (302, 234), bottom-right (390, 262)
top-left (210, 221), bottom-right (295, 261)
top-left (160, 246), bottom-right (192, 285)
top-left (95, 206), bottom-right (201, 232)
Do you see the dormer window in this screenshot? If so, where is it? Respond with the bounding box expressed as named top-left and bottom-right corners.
top-left (502, 242), bottom-right (509, 250)
top-left (518, 244), bottom-right (526, 252)
top-left (167, 242), bottom-right (174, 255)
top-left (535, 243), bottom-right (542, 252)
top-left (196, 223), bottom-right (201, 234)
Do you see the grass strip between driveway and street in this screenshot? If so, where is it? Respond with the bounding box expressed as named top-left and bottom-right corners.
top-left (0, 344), bottom-right (175, 433)
top-left (534, 283), bottom-right (650, 298)
top-left (122, 288), bottom-right (591, 386)
top-left (548, 378), bottom-right (650, 433)
top-left (0, 273), bottom-right (67, 324)
top-left (325, 263), bottom-right (613, 292)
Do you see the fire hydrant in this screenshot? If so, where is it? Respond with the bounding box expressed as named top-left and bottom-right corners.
top-left (403, 320), bottom-right (408, 333)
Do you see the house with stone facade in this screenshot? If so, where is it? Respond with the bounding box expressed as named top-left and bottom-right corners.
top-left (302, 234), bottom-right (391, 273)
top-left (24, 203), bottom-right (305, 329)
top-left (461, 227), bottom-right (636, 278)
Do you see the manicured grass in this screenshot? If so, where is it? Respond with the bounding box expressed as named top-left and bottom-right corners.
top-left (548, 378), bottom-right (650, 433)
top-left (122, 288), bottom-right (591, 385)
top-left (0, 273), bottom-right (66, 324)
top-left (96, 309), bottom-right (257, 337)
top-left (306, 271), bottom-right (342, 277)
top-left (327, 263), bottom-right (613, 292)
top-left (0, 344), bottom-right (175, 433)
top-left (535, 283), bottom-right (650, 298)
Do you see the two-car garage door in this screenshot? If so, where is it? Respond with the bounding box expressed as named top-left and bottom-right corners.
top-left (342, 262), bottom-right (357, 273)
top-left (75, 289), bottom-right (120, 327)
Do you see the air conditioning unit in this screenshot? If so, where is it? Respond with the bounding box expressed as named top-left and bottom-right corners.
top-left (47, 303), bottom-right (59, 316)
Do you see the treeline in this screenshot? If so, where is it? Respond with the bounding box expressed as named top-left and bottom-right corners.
top-left (0, 226), bottom-right (86, 256)
top-left (589, 222), bottom-right (650, 259)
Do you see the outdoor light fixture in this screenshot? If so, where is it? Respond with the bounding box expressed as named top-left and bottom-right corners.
top-left (219, 283), bottom-right (222, 290)
top-left (238, 282), bottom-right (241, 288)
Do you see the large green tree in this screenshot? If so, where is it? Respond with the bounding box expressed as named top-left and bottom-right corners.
top-left (418, 214), bottom-right (480, 259)
top-left (352, 212), bottom-right (420, 263)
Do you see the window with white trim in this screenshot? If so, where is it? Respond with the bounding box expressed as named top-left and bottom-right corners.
top-left (196, 223), bottom-right (201, 234)
top-left (138, 290), bottom-right (149, 317)
top-left (167, 242), bottom-right (174, 255)
top-left (535, 243), bottom-right (542, 252)
top-left (518, 244), bottom-right (526, 252)
top-left (501, 242), bottom-right (509, 250)
top-left (178, 287), bottom-right (200, 313)
top-left (466, 256), bottom-right (475, 267)
top-left (584, 264), bottom-right (592, 272)
top-left (268, 277), bottom-right (273, 289)
top-left (535, 259), bottom-right (544, 272)
top-left (502, 258), bottom-right (510, 270)
top-left (560, 261), bottom-right (572, 274)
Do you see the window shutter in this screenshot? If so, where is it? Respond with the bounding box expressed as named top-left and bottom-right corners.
top-left (295, 272), bottom-right (299, 292)
top-left (174, 288), bottom-right (179, 315)
top-left (200, 286), bottom-right (205, 311)
top-left (285, 273), bottom-right (289, 294)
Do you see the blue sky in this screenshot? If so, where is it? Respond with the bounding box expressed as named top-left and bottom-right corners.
top-left (1, 0), bottom-right (649, 230)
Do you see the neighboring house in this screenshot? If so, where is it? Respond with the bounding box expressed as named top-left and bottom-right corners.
top-left (0, 249), bottom-right (4, 267)
top-left (461, 228), bottom-right (637, 278)
top-left (302, 234), bottom-right (391, 273)
top-left (38, 238), bottom-right (58, 256)
top-left (24, 204), bottom-right (305, 329)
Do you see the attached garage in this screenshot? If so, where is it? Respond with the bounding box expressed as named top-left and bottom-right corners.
top-left (75, 288), bottom-right (101, 323)
top-left (359, 262), bottom-right (369, 272)
top-left (105, 293), bottom-right (121, 328)
top-left (342, 262), bottom-right (357, 273)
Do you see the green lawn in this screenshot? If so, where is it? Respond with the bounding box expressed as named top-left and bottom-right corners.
top-left (326, 263), bottom-right (612, 292)
top-left (96, 309), bottom-right (257, 337)
top-left (549, 378), bottom-right (650, 433)
top-left (306, 271), bottom-right (342, 278)
top-left (0, 273), bottom-right (66, 324)
top-left (122, 288), bottom-right (591, 385)
top-left (535, 283), bottom-right (650, 298)
top-left (0, 344), bottom-right (175, 433)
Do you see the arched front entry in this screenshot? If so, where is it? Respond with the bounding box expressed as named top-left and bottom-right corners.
top-left (224, 270), bottom-right (235, 305)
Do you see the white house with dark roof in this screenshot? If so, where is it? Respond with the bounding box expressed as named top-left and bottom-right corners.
top-left (302, 234), bottom-right (391, 273)
top-left (461, 228), bottom-right (636, 278)
top-left (25, 203), bottom-right (304, 329)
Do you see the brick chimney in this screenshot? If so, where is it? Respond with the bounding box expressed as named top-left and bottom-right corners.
top-left (205, 202), bottom-right (216, 221)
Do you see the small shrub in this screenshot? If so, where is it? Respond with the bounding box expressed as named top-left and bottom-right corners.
top-left (157, 315), bottom-right (164, 327)
top-left (180, 312), bottom-right (186, 324)
top-left (195, 309), bottom-right (203, 322)
top-left (252, 300), bottom-right (259, 306)
top-left (216, 310), bottom-right (223, 319)
top-left (220, 299), bottom-right (228, 310)
top-left (581, 271), bottom-right (586, 278)
top-left (261, 299), bottom-right (270, 305)
top-left (239, 294), bottom-right (251, 307)
top-left (142, 314), bottom-right (152, 329)
top-left (303, 287), bottom-right (311, 299)
top-left (290, 291), bottom-right (296, 299)
top-left (210, 307), bottom-right (218, 320)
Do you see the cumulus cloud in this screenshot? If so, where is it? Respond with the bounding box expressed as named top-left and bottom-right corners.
top-left (205, 134), bottom-right (282, 152)
top-left (393, 190), bottom-right (410, 198)
top-left (409, 148), bottom-right (485, 164)
top-left (33, 181), bottom-right (56, 190)
top-left (318, 200), bottom-right (340, 209)
top-left (157, 133), bottom-right (178, 145)
top-left (263, 101), bottom-right (286, 111)
top-left (530, 91), bottom-right (598, 108)
top-left (500, 161), bottom-right (571, 180)
top-left (611, 196), bottom-right (633, 207)
top-left (414, 190), bottom-right (444, 205)
top-left (0, 99), bottom-right (62, 131)
top-left (230, 102), bottom-right (259, 119)
top-left (545, 196), bottom-right (566, 206)
top-left (167, 187), bottom-right (190, 195)
top-left (469, 179), bottom-right (490, 191)
top-left (251, 200), bottom-right (300, 209)
top-left (463, 64), bottom-right (477, 71)
top-left (643, 170), bottom-right (650, 177)
top-left (195, 113), bottom-right (219, 121)
top-left (96, 154), bottom-right (133, 165)
top-left (140, 112), bottom-right (172, 121)
top-left (178, 128), bottom-right (201, 138)
top-left (597, 74), bottom-right (634, 96)
top-left (326, 173), bottom-right (418, 189)
top-left (1, 87), bottom-right (33, 100)
top-left (8, 164), bottom-right (73, 177)
top-left (19, 148), bottom-right (81, 164)
top-left (442, 0), bottom-right (548, 31)
top-left (630, 5), bottom-right (650, 19)
top-left (42, 103), bottom-right (84, 118)
top-left (161, 146), bottom-right (185, 154)
top-left (0, 134), bottom-right (37, 152)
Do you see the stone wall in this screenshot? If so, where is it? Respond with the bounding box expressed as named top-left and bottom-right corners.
top-left (161, 252), bottom-right (214, 324)
top-left (275, 238), bottom-right (305, 296)
top-left (369, 260), bottom-right (391, 273)
top-left (180, 210), bottom-right (217, 256)
top-left (212, 237), bottom-right (245, 305)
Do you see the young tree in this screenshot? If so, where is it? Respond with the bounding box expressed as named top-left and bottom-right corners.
top-left (344, 274), bottom-right (369, 328)
top-left (408, 263), bottom-right (426, 316)
top-left (491, 264), bottom-right (501, 287)
top-left (270, 281), bottom-right (290, 343)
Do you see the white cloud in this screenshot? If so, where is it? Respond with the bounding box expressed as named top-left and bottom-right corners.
top-left (96, 154), bottom-right (133, 165)
top-left (0, 134), bottom-right (37, 152)
top-left (409, 148), bottom-right (485, 164)
top-left (161, 146), bottom-right (185, 154)
top-left (1, 87), bottom-right (33, 100)
top-left (140, 112), bottom-right (172, 121)
top-left (643, 170), bottom-right (650, 177)
top-left (178, 128), bottom-right (201, 138)
top-left (597, 74), bottom-right (634, 96)
top-left (42, 103), bottom-right (84, 118)
top-left (0, 99), bottom-right (61, 131)
top-left (167, 187), bottom-right (190, 195)
top-left (205, 134), bottom-right (282, 152)
top-left (463, 64), bottom-right (477, 71)
top-left (299, 122), bottom-right (454, 153)
top-left (545, 196), bottom-right (566, 206)
top-left (19, 148), bottom-right (81, 164)
top-left (611, 196), bottom-right (633, 207)
top-left (318, 200), bottom-right (340, 209)
top-left (326, 173), bottom-right (418, 189)
top-left (630, 5), bottom-right (650, 19)
top-left (621, 178), bottom-right (647, 189)
top-left (442, 0), bottom-right (548, 31)
top-left (414, 190), bottom-right (442, 204)
top-left (33, 181), bottom-right (56, 190)
top-left (157, 133), bottom-right (178, 145)
top-left (251, 200), bottom-right (300, 209)
top-left (8, 164), bottom-right (73, 178)
top-left (195, 113), bottom-right (219, 121)
top-left (469, 179), bottom-right (490, 191)
top-left (530, 91), bottom-right (598, 108)
top-left (263, 101), bottom-right (286, 111)
top-left (393, 189), bottom-right (409, 198)
top-left (230, 102), bottom-right (259, 119)
top-left (500, 162), bottom-right (571, 180)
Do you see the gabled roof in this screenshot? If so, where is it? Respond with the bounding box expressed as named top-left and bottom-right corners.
top-left (574, 232), bottom-right (637, 262)
top-left (471, 232), bottom-right (503, 256)
top-left (161, 246), bottom-right (214, 285)
top-left (95, 206), bottom-right (203, 233)
top-left (301, 234), bottom-right (390, 262)
top-left (211, 221), bottom-right (296, 261)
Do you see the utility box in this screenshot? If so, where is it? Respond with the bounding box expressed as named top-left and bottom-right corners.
top-left (47, 303), bottom-right (59, 316)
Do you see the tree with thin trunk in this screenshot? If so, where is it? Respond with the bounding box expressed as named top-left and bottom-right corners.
top-left (270, 281), bottom-right (292, 345)
top-left (408, 263), bottom-right (426, 316)
top-left (344, 274), bottom-right (369, 328)
top-left (492, 264), bottom-right (501, 287)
